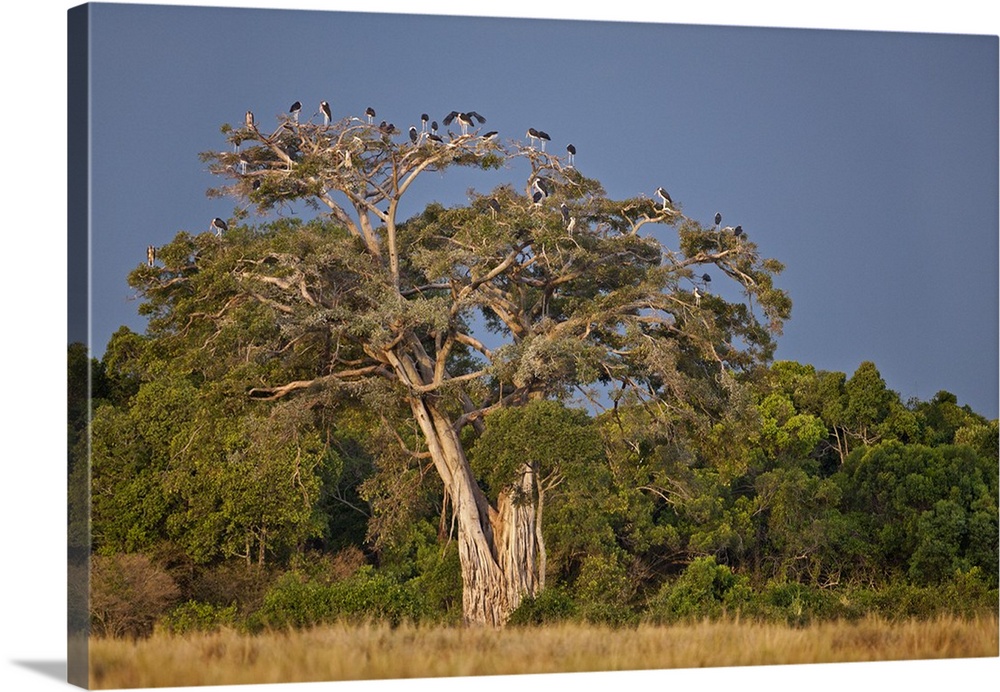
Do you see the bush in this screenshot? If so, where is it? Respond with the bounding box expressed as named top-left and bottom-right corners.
top-left (846, 569), bottom-right (999, 621)
top-left (573, 554), bottom-right (636, 626)
top-left (247, 566), bottom-right (428, 631)
top-left (159, 600), bottom-right (238, 634)
top-left (508, 587), bottom-right (579, 626)
top-left (756, 581), bottom-right (847, 626)
top-left (645, 557), bottom-right (750, 624)
top-left (407, 543), bottom-right (463, 624)
top-left (188, 560), bottom-right (277, 615)
top-left (91, 553), bottom-right (181, 638)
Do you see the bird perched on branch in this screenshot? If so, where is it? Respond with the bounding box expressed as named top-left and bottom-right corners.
top-left (289, 101), bottom-right (301, 123)
top-left (245, 110), bottom-right (255, 129)
top-left (211, 217), bottom-right (228, 236)
top-left (146, 245), bottom-right (156, 266)
top-left (655, 187), bottom-right (673, 211)
top-left (320, 100), bottom-right (332, 125)
top-left (566, 143), bottom-right (576, 165)
top-left (365, 106), bottom-right (376, 124)
top-left (444, 110), bottom-right (486, 135)
top-left (531, 178), bottom-right (548, 205)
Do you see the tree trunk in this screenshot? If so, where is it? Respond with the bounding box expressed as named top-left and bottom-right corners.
top-left (407, 395), bottom-right (539, 626)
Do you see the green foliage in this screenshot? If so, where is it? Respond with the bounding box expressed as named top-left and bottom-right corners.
top-left (407, 542), bottom-right (464, 624)
top-left (845, 569), bottom-right (998, 620)
top-left (508, 587), bottom-right (579, 626)
top-left (248, 566), bottom-right (428, 630)
top-left (159, 601), bottom-right (239, 634)
top-left (842, 440), bottom-right (998, 585)
top-left (471, 399), bottom-right (604, 497)
top-left (572, 554), bottom-right (637, 626)
top-left (754, 580), bottom-right (847, 626)
top-left (645, 557), bottom-right (751, 624)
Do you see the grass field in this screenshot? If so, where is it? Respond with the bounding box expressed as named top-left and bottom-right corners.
top-left (87, 615), bottom-right (999, 689)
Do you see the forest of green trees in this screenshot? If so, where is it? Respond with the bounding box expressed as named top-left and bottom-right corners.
top-left (68, 109), bottom-right (998, 637)
top-left (70, 338), bottom-right (999, 637)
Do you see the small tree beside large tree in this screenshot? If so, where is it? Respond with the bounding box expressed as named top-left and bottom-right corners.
top-left (133, 106), bottom-right (791, 625)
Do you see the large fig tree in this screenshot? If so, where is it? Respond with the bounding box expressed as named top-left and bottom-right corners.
top-left (136, 106), bottom-right (790, 625)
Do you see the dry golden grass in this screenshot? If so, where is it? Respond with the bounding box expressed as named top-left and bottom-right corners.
top-left (88, 615), bottom-right (999, 689)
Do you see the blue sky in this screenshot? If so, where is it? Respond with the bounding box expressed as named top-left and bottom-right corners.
top-left (77, 1), bottom-right (998, 417)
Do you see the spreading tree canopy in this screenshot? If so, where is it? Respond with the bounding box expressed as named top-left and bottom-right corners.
top-left (129, 105), bottom-right (791, 625)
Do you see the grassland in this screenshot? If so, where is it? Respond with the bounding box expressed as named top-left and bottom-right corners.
top-left (87, 615), bottom-right (999, 689)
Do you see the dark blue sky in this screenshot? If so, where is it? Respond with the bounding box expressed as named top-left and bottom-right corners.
top-left (79, 1), bottom-right (998, 419)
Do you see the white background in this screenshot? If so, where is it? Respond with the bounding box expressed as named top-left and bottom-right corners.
top-left (2, 2), bottom-right (997, 691)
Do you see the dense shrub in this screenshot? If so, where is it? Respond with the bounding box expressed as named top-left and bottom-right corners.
top-left (406, 542), bottom-right (463, 624)
top-left (644, 557), bottom-right (752, 624)
top-left (247, 566), bottom-right (428, 631)
top-left (508, 587), bottom-right (579, 626)
top-left (753, 580), bottom-right (848, 626)
top-left (573, 554), bottom-right (637, 626)
top-left (845, 568), bottom-right (998, 621)
top-left (188, 560), bottom-right (278, 615)
top-left (159, 601), bottom-right (238, 634)
top-left (91, 553), bottom-right (181, 638)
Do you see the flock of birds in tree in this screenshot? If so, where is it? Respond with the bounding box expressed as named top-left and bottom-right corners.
top-left (150, 99), bottom-right (747, 304)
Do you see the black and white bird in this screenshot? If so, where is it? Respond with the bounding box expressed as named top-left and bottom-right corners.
top-left (146, 245), bottom-right (156, 267)
top-left (566, 143), bottom-right (576, 165)
top-left (536, 130), bottom-right (551, 151)
top-left (211, 217), bottom-right (228, 236)
top-left (733, 224), bottom-right (744, 238)
top-left (693, 286), bottom-right (702, 306)
top-left (421, 113), bottom-right (429, 132)
top-left (488, 197), bottom-right (501, 218)
top-left (526, 128), bottom-right (540, 148)
top-left (561, 203), bottom-right (576, 233)
top-left (320, 100), bottom-right (332, 125)
top-left (655, 187), bottom-right (673, 210)
top-left (444, 110), bottom-right (486, 135)
top-left (531, 178), bottom-right (548, 205)
top-left (481, 130), bottom-right (498, 140)
top-left (714, 212), bottom-right (722, 228)
top-left (409, 126), bottom-right (418, 143)
top-left (365, 106), bottom-right (376, 124)
top-left (245, 110), bottom-right (255, 129)
top-left (289, 101), bottom-right (302, 122)
top-left (702, 273), bottom-right (712, 283)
